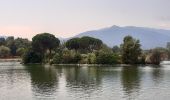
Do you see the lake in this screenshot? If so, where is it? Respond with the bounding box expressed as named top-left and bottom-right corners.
top-left (0, 62), bottom-right (170, 100)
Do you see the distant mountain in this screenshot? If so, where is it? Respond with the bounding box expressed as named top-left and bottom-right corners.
top-left (73, 25), bottom-right (170, 49)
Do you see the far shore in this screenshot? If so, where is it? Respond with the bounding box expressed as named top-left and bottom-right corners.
top-left (0, 58), bottom-right (21, 62)
top-left (24, 63), bottom-right (161, 67)
top-left (0, 59), bottom-right (165, 66)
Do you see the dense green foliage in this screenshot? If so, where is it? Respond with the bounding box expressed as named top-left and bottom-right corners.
top-left (0, 36), bottom-right (31, 58)
top-left (16, 48), bottom-right (26, 56)
top-left (22, 49), bottom-right (43, 64)
top-left (31, 33), bottom-right (60, 63)
top-left (0, 45), bottom-right (10, 58)
top-left (32, 33), bottom-right (60, 53)
top-left (121, 36), bottom-right (142, 64)
top-left (1, 33), bottom-right (167, 65)
top-left (66, 36), bottom-right (103, 53)
top-left (51, 53), bottom-right (62, 64)
top-left (96, 51), bottom-right (119, 64)
top-left (60, 49), bottom-right (81, 64)
top-left (66, 38), bottom-right (80, 50)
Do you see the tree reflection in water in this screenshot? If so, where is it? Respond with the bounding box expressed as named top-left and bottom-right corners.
top-left (24, 64), bottom-right (165, 100)
top-left (121, 66), bottom-right (141, 100)
top-left (150, 65), bottom-right (164, 85)
top-left (63, 66), bottom-right (102, 92)
top-left (25, 64), bottom-right (59, 97)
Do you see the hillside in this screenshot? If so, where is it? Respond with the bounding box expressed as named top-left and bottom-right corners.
top-left (73, 25), bottom-right (170, 49)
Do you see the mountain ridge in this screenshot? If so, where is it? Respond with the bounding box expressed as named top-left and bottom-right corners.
top-left (72, 25), bottom-right (170, 49)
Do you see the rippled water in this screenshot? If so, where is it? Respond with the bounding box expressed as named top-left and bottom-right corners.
top-left (0, 62), bottom-right (170, 100)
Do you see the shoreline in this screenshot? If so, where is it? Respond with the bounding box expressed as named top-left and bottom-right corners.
top-left (0, 58), bottom-right (21, 62)
top-left (0, 59), bottom-right (164, 66)
top-left (25, 63), bottom-right (160, 67)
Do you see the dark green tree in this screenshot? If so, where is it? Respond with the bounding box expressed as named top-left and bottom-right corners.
top-left (79, 36), bottom-right (103, 52)
top-left (15, 38), bottom-right (31, 49)
top-left (121, 35), bottom-right (142, 64)
top-left (66, 36), bottom-right (102, 53)
top-left (6, 37), bottom-right (17, 56)
top-left (32, 33), bottom-right (60, 61)
top-left (51, 53), bottom-right (62, 64)
top-left (0, 38), bottom-right (5, 46)
top-left (66, 38), bottom-right (80, 50)
top-left (22, 49), bottom-right (43, 64)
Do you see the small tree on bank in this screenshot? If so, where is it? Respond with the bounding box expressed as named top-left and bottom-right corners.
top-left (121, 36), bottom-right (142, 64)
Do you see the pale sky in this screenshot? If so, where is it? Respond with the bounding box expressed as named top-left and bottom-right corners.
top-left (0, 0), bottom-right (170, 39)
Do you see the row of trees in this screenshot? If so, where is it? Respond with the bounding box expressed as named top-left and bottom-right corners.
top-left (1, 33), bottom-right (166, 65)
top-left (0, 36), bottom-right (31, 58)
top-left (22, 33), bottom-right (144, 65)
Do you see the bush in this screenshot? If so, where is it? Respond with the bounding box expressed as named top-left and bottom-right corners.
top-left (145, 48), bottom-right (162, 65)
top-left (87, 53), bottom-right (96, 64)
top-left (16, 48), bottom-right (26, 56)
top-left (79, 54), bottom-right (88, 64)
top-left (52, 53), bottom-right (62, 64)
top-left (61, 49), bottom-right (81, 64)
top-left (96, 51), bottom-right (119, 64)
top-left (73, 53), bottom-right (81, 63)
top-left (22, 49), bottom-right (43, 64)
top-left (0, 45), bottom-right (10, 58)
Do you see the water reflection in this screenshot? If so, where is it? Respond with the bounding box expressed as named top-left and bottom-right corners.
top-left (60, 66), bottom-right (102, 96)
top-left (150, 65), bottom-right (164, 85)
top-left (25, 64), bottom-right (59, 97)
top-left (121, 66), bottom-right (141, 99)
top-left (21, 64), bottom-right (169, 100)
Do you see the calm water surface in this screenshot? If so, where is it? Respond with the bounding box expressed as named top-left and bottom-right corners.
top-left (0, 62), bottom-right (170, 100)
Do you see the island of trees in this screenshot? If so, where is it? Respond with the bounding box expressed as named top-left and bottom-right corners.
top-left (0, 33), bottom-right (170, 65)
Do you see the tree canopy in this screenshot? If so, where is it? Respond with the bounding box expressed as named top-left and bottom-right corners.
top-left (31, 33), bottom-right (60, 63)
top-left (66, 36), bottom-right (103, 52)
top-left (32, 33), bottom-right (60, 53)
top-left (121, 35), bottom-right (142, 64)
top-left (0, 38), bottom-right (5, 46)
top-left (66, 38), bottom-right (80, 50)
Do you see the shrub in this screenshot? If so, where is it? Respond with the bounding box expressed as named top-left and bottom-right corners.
top-left (87, 53), bottom-right (96, 64)
top-left (0, 45), bottom-right (10, 58)
top-left (22, 49), bottom-right (43, 64)
top-left (16, 48), bottom-right (26, 56)
top-left (61, 49), bottom-right (81, 64)
top-left (80, 54), bottom-right (88, 64)
top-left (73, 53), bottom-right (81, 63)
top-left (52, 53), bottom-right (62, 64)
top-left (96, 51), bottom-right (119, 64)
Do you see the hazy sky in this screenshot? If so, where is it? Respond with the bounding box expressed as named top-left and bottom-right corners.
top-left (0, 0), bottom-right (170, 39)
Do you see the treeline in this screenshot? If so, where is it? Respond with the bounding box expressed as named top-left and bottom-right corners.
top-left (0, 36), bottom-right (31, 58)
top-left (1, 33), bottom-right (169, 65)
